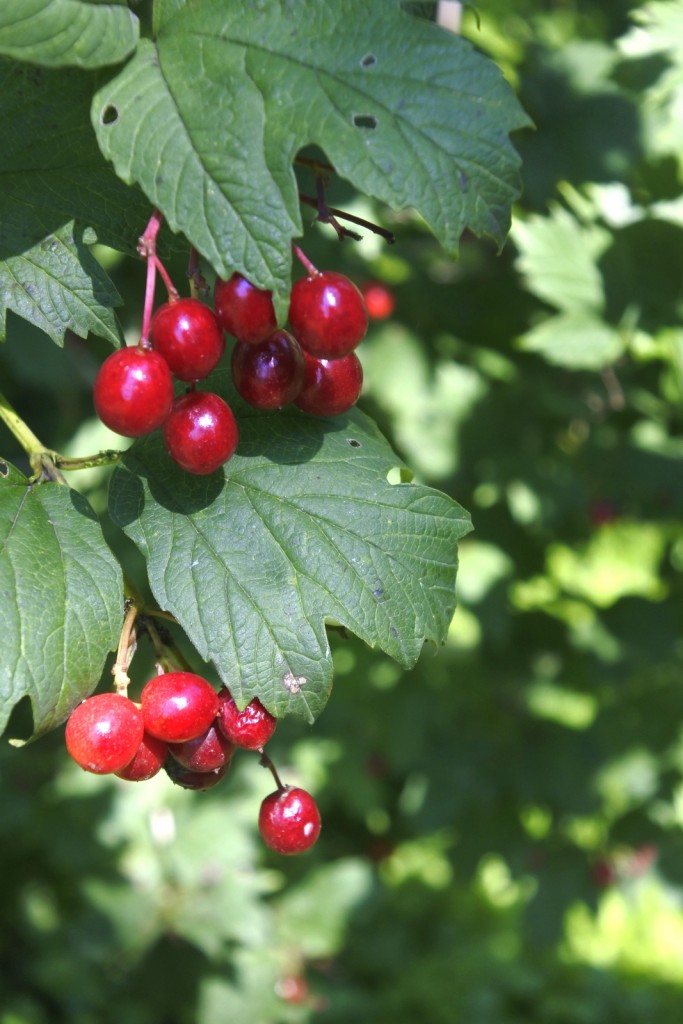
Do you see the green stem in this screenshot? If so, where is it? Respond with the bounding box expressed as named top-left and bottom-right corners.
top-left (0, 387), bottom-right (124, 479)
top-left (0, 388), bottom-right (45, 458)
top-left (53, 449), bottom-right (124, 472)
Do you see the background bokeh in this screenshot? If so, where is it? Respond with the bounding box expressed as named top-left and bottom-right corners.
top-left (3, 1), bottom-right (683, 1020)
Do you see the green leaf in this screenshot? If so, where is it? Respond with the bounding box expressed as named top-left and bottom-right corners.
top-left (0, 60), bottom-right (152, 345)
top-left (92, 0), bottom-right (529, 300)
top-left (0, 462), bottom-right (124, 740)
top-left (108, 381), bottom-right (471, 722)
top-left (0, 0), bottom-right (138, 69)
top-left (518, 313), bottom-right (625, 370)
top-left (618, 2), bottom-right (683, 169)
top-left (513, 206), bottom-right (611, 314)
top-left (276, 858), bottom-right (373, 959)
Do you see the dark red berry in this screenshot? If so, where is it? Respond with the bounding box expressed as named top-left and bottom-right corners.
top-left (231, 329), bottom-right (305, 409)
top-left (362, 281), bottom-right (395, 320)
top-left (150, 298), bottom-right (225, 382)
top-left (288, 271), bottom-right (368, 358)
top-left (169, 723), bottom-right (234, 773)
top-left (115, 731), bottom-right (168, 782)
top-left (163, 391), bottom-right (238, 474)
top-left (140, 672), bottom-right (219, 744)
top-left (295, 351), bottom-right (363, 417)
top-left (93, 346), bottom-right (174, 437)
top-left (164, 756), bottom-right (230, 791)
top-left (214, 272), bottom-right (277, 345)
top-left (65, 693), bottom-right (144, 775)
top-left (216, 688), bottom-right (277, 750)
top-left (258, 786), bottom-right (321, 855)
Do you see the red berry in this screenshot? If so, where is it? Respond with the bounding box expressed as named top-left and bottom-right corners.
top-left (214, 272), bottom-right (277, 345)
top-left (231, 329), bottom-right (305, 409)
top-left (216, 688), bottom-right (277, 750)
top-left (164, 756), bottom-right (231, 791)
top-left (169, 723), bottom-right (234, 773)
top-left (288, 271), bottom-right (368, 358)
top-left (65, 693), bottom-right (144, 775)
top-left (115, 731), bottom-right (168, 782)
top-left (362, 281), bottom-right (395, 320)
top-left (93, 346), bottom-right (174, 437)
top-left (163, 391), bottom-right (238, 474)
top-left (277, 975), bottom-right (311, 1005)
top-left (150, 298), bottom-right (225, 382)
top-left (295, 351), bottom-right (363, 417)
top-left (140, 672), bottom-right (219, 743)
top-left (258, 786), bottom-right (321, 855)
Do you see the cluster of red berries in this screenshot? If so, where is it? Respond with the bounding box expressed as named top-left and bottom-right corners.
top-left (64, 673), bottom-right (321, 855)
top-left (93, 264), bottom-right (368, 476)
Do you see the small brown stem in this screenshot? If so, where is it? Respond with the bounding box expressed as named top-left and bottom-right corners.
top-left (601, 366), bottom-right (625, 411)
top-left (298, 193), bottom-right (395, 244)
top-left (259, 750), bottom-right (286, 792)
top-left (187, 247), bottom-right (209, 297)
top-left (112, 600), bottom-right (140, 694)
top-left (294, 155), bottom-right (335, 178)
top-left (139, 614), bottom-right (193, 674)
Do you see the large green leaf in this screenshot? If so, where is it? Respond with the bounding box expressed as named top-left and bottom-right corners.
top-left (0, 462), bottom-right (124, 739)
top-left (0, 60), bottom-right (152, 345)
top-left (108, 381), bottom-right (471, 722)
top-left (93, 0), bottom-right (530, 302)
top-left (0, 0), bottom-right (138, 69)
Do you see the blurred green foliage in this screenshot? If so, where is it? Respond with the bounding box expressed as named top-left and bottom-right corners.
top-left (3, 1), bottom-right (683, 1021)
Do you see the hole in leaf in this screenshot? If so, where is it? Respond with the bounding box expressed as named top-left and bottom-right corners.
top-left (101, 104), bottom-right (119, 126)
top-left (347, 438), bottom-right (361, 448)
top-left (386, 466), bottom-right (414, 485)
top-left (361, 53), bottom-right (377, 68)
top-left (353, 113), bottom-right (378, 130)
top-left (0, 460), bottom-right (8, 477)
top-left (5, 695), bottom-right (35, 746)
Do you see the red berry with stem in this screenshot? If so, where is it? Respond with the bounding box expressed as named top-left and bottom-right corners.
top-left (169, 723), bottom-right (234, 773)
top-left (164, 756), bottom-right (231, 791)
top-left (231, 329), bottom-right (305, 409)
top-left (140, 671), bottom-right (219, 743)
top-left (288, 271), bottom-right (368, 359)
top-left (115, 731), bottom-right (168, 782)
top-left (150, 297), bottom-right (225, 382)
top-left (93, 346), bottom-right (174, 437)
top-left (163, 391), bottom-right (238, 474)
top-left (295, 351), bottom-right (363, 417)
top-left (214, 272), bottom-right (277, 345)
top-left (259, 786), bottom-right (321, 855)
top-left (65, 693), bottom-right (144, 775)
top-left (216, 688), bottom-right (277, 750)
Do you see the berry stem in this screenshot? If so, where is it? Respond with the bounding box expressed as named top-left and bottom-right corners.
top-left (139, 247), bottom-right (157, 348)
top-left (137, 209), bottom-right (169, 347)
top-left (154, 255), bottom-right (180, 303)
top-left (259, 750), bottom-right (287, 791)
top-left (112, 599), bottom-right (139, 694)
top-left (292, 244), bottom-right (320, 278)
